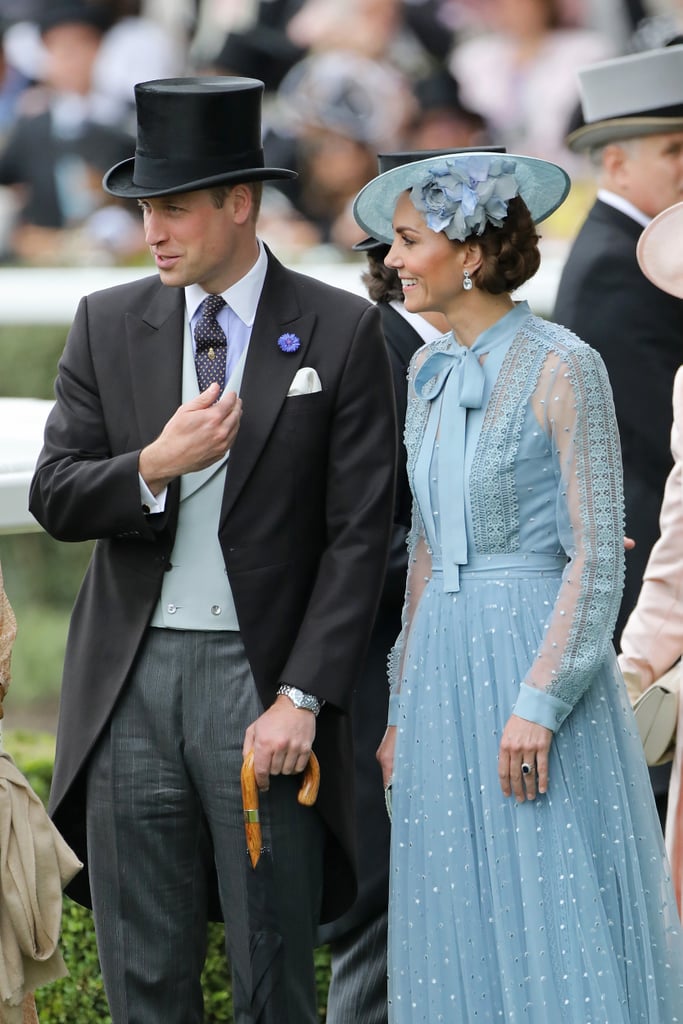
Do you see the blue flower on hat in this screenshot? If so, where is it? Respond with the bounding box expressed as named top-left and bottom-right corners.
top-left (277, 332), bottom-right (301, 353)
top-left (411, 156), bottom-right (520, 242)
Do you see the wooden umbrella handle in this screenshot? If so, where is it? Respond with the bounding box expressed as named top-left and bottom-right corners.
top-left (241, 751), bottom-right (321, 868)
top-left (241, 749), bottom-right (262, 869)
top-left (297, 751), bottom-right (320, 806)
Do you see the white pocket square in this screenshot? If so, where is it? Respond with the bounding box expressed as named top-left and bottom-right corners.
top-left (287, 367), bottom-right (322, 397)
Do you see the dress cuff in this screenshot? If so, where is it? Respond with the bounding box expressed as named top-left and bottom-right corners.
top-left (387, 692), bottom-right (400, 727)
top-left (512, 682), bottom-right (573, 732)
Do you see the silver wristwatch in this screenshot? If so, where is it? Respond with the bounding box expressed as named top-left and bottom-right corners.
top-left (277, 684), bottom-right (324, 716)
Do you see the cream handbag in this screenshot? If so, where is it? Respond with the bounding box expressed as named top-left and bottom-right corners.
top-left (628, 662), bottom-right (681, 766)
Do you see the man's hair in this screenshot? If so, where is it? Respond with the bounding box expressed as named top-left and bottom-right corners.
top-left (589, 136), bottom-right (642, 169)
top-left (209, 181), bottom-right (263, 219)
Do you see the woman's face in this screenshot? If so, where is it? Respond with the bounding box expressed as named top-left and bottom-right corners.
top-left (384, 190), bottom-right (463, 316)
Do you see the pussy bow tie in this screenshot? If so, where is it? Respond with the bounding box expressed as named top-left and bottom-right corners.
top-left (414, 344), bottom-right (486, 592)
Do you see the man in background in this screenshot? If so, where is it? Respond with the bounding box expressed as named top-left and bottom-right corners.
top-left (553, 45), bottom-right (683, 826)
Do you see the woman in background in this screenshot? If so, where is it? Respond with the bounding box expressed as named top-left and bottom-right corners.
top-left (619, 198), bottom-right (683, 917)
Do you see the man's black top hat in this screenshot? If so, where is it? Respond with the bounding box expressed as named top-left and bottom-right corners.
top-left (103, 77), bottom-right (297, 200)
top-left (353, 146), bottom-right (505, 251)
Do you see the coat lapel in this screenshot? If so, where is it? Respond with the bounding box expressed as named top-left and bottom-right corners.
top-left (127, 282), bottom-right (185, 446)
top-left (221, 253), bottom-right (316, 522)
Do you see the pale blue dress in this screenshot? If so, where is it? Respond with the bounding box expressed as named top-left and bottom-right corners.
top-left (388, 302), bottom-right (683, 1022)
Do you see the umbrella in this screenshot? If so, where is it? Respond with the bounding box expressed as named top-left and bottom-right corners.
top-left (240, 751), bottom-right (320, 1021)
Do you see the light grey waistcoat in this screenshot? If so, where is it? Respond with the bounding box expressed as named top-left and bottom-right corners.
top-left (150, 319), bottom-right (247, 630)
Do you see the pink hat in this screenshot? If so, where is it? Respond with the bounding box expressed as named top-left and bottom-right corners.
top-left (636, 201), bottom-right (683, 299)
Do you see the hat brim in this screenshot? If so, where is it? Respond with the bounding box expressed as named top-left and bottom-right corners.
top-left (567, 116), bottom-right (683, 152)
top-left (352, 235), bottom-right (384, 251)
top-left (103, 156), bottom-right (297, 199)
top-left (636, 200), bottom-right (683, 299)
top-left (352, 152), bottom-right (570, 246)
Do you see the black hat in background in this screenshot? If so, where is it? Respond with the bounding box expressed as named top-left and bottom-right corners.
top-left (211, 25), bottom-right (305, 93)
top-left (103, 76), bottom-right (297, 199)
top-left (413, 68), bottom-right (482, 124)
top-left (38, 2), bottom-right (115, 36)
top-left (353, 146), bottom-right (506, 251)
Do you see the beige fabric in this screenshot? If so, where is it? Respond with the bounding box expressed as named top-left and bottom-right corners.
top-left (0, 574), bottom-right (82, 1022)
top-left (0, 753), bottom-right (82, 1023)
top-left (0, 564), bottom-right (17, 711)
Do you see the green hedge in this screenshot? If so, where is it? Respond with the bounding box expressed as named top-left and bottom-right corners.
top-left (5, 729), bottom-right (332, 1023)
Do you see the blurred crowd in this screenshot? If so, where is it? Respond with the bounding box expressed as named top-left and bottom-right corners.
top-left (0, 0), bottom-right (679, 266)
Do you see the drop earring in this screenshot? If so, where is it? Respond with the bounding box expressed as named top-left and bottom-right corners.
top-left (463, 269), bottom-right (473, 291)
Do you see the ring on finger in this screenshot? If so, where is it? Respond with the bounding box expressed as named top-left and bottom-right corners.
top-left (521, 761), bottom-right (535, 776)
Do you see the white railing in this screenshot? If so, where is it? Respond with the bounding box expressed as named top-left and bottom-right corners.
top-left (0, 254), bottom-right (564, 532)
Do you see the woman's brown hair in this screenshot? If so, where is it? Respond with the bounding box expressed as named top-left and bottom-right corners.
top-left (473, 196), bottom-right (541, 294)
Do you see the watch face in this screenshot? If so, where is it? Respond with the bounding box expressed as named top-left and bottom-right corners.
top-left (278, 684), bottom-right (321, 714)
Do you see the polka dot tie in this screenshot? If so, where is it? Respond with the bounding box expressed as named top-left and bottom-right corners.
top-left (194, 294), bottom-right (227, 393)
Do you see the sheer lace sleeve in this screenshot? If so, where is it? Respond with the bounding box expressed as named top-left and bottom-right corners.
top-left (513, 341), bottom-right (625, 731)
top-left (387, 348), bottom-right (434, 725)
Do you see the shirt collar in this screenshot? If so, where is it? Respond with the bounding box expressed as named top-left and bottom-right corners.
top-left (389, 299), bottom-right (446, 344)
top-left (185, 238), bottom-right (268, 325)
top-left (597, 189), bottom-right (650, 229)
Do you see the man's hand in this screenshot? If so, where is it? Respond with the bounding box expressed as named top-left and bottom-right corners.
top-left (139, 385), bottom-right (242, 494)
top-left (243, 695), bottom-right (316, 791)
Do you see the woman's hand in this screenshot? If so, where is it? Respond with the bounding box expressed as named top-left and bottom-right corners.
top-left (498, 714), bottom-right (553, 802)
top-left (377, 725), bottom-right (396, 789)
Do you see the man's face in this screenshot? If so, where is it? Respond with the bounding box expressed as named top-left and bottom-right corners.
top-left (138, 187), bottom-right (255, 293)
top-left (42, 23), bottom-right (101, 96)
top-left (618, 132), bottom-right (683, 219)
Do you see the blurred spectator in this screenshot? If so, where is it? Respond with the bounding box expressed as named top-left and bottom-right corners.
top-left (286, 0), bottom-right (401, 60)
top-left (266, 50), bottom-right (414, 251)
top-left (0, 2), bottom-right (139, 264)
top-left (403, 66), bottom-right (490, 151)
top-left (90, 3), bottom-right (188, 131)
top-left (449, 0), bottom-right (614, 172)
top-left (0, 20), bottom-right (31, 141)
top-left (202, 21), bottom-right (305, 92)
top-left (285, 0), bottom-right (434, 77)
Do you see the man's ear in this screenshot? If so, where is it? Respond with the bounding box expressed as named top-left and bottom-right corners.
top-left (602, 142), bottom-right (629, 182)
top-left (230, 183), bottom-right (254, 225)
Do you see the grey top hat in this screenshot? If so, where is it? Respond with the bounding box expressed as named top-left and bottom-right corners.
top-left (567, 45), bottom-right (683, 152)
top-left (103, 77), bottom-right (296, 200)
top-left (353, 152), bottom-right (570, 247)
top-left (353, 146), bottom-right (506, 251)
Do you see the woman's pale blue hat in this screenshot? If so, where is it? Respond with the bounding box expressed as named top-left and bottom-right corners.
top-left (352, 151), bottom-right (571, 246)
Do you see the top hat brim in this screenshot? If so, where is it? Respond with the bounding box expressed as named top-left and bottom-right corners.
top-left (636, 200), bottom-right (683, 299)
top-left (567, 115), bottom-right (683, 152)
top-left (353, 152), bottom-right (569, 247)
top-left (103, 156), bottom-right (296, 199)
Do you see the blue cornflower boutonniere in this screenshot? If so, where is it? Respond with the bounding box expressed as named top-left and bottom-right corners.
top-left (277, 332), bottom-right (301, 353)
